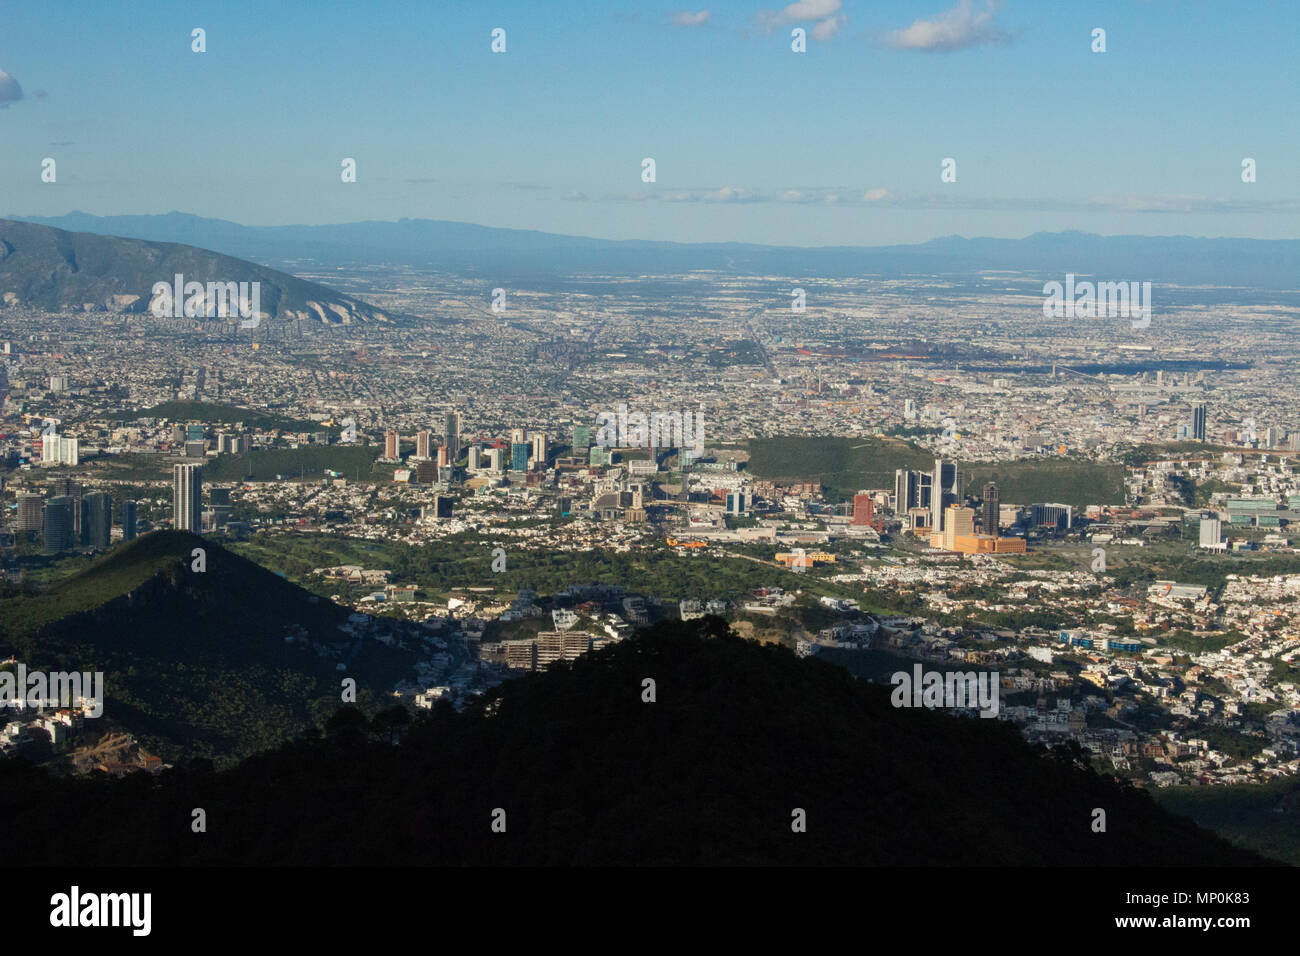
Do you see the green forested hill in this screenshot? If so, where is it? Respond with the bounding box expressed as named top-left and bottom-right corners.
top-left (0, 531), bottom-right (421, 763)
top-left (745, 436), bottom-right (1124, 507)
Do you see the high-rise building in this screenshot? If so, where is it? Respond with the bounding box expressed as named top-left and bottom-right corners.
top-left (444, 411), bottom-right (461, 460)
top-left (852, 492), bottom-right (875, 526)
top-left (511, 442), bottom-right (530, 473)
top-left (981, 482), bottom-right (1000, 534)
top-left (572, 424), bottom-right (592, 453)
top-left (43, 496), bottom-right (76, 553)
top-left (122, 500), bottom-right (138, 540)
top-left (416, 429), bottom-right (432, 460)
top-left (384, 430), bottom-right (400, 460)
top-left (1193, 403), bottom-right (1207, 442)
top-left (894, 469), bottom-right (918, 512)
top-left (931, 505), bottom-right (976, 551)
top-left (531, 433), bottom-right (547, 466)
top-left (433, 495), bottom-right (453, 519)
top-left (53, 478), bottom-right (84, 534)
top-left (173, 464), bottom-right (202, 531)
top-left (1030, 502), bottom-right (1073, 530)
top-left (81, 492), bottom-right (112, 549)
top-left (436, 445), bottom-right (450, 468)
top-left (17, 492), bottom-right (44, 532)
top-left (931, 459), bottom-right (957, 532)
top-left (510, 427), bottom-right (527, 446)
top-left (1199, 516), bottom-right (1224, 550)
top-left (41, 433), bottom-right (80, 466)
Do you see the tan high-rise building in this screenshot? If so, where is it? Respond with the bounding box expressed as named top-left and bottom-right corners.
top-left (385, 430), bottom-right (399, 459)
top-left (932, 505), bottom-right (975, 550)
top-left (416, 429), bottom-right (431, 460)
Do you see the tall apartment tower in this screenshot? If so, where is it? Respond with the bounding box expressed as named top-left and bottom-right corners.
top-left (173, 463), bottom-right (202, 531)
top-left (510, 442), bottom-right (530, 473)
top-left (531, 432), bottom-right (547, 466)
top-left (81, 492), bottom-right (112, 549)
top-left (17, 492), bottom-right (45, 532)
top-left (416, 429), bottom-right (432, 460)
top-left (42, 496), bottom-right (76, 554)
top-left (981, 482), bottom-right (1000, 535)
top-left (384, 430), bottom-right (400, 460)
top-left (931, 459), bottom-right (957, 532)
top-left (444, 411), bottom-right (461, 460)
top-left (852, 492), bottom-right (875, 527)
top-left (122, 499), bottom-right (138, 541)
top-left (1193, 403), bottom-right (1208, 442)
top-left (894, 469), bottom-right (918, 512)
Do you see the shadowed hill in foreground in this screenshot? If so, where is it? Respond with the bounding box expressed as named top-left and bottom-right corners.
top-left (0, 531), bottom-right (421, 764)
top-left (0, 618), bottom-right (1272, 865)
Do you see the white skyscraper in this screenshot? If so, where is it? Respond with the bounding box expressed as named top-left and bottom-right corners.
top-left (173, 463), bottom-right (203, 531)
top-left (1199, 516), bottom-right (1224, 550)
top-left (41, 433), bottom-right (79, 466)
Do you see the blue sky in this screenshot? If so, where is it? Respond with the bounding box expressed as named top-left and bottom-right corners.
top-left (2, 0), bottom-right (1297, 245)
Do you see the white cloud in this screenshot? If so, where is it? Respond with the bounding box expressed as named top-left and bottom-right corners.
top-left (663, 186), bottom-right (757, 203)
top-left (810, 14), bottom-right (846, 41)
top-left (671, 10), bottom-right (711, 27)
top-left (885, 0), bottom-right (1009, 52)
top-left (594, 188), bottom-right (1296, 214)
top-left (756, 0), bottom-right (844, 40)
top-left (0, 69), bottom-right (24, 108)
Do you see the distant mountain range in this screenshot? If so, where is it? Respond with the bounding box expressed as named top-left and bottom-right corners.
top-left (15, 211), bottom-right (1300, 287)
top-left (0, 218), bottom-right (390, 323)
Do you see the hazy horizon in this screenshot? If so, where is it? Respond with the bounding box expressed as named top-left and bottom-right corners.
top-left (3, 0), bottom-right (1296, 244)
